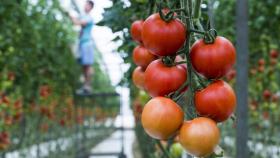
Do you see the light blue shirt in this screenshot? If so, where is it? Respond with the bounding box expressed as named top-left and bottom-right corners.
top-left (79, 14), bottom-right (94, 44)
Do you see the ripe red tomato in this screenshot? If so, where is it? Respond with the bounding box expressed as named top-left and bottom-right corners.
top-left (0, 131), bottom-right (10, 150)
top-left (132, 67), bottom-right (145, 90)
top-left (263, 90), bottom-right (271, 100)
top-left (195, 80), bottom-right (236, 122)
top-left (258, 58), bottom-right (265, 66)
top-left (145, 59), bottom-right (187, 97)
top-left (1, 95), bottom-right (9, 104)
top-left (270, 49), bottom-right (279, 58)
top-left (179, 117), bottom-right (220, 157)
top-left (262, 111), bottom-right (269, 120)
top-left (133, 45), bottom-right (157, 68)
top-left (39, 85), bottom-right (51, 98)
top-left (142, 13), bottom-right (186, 56)
top-left (4, 116), bottom-right (12, 126)
top-left (131, 20), bottom-right (144, 44)
top-left (141, 97), bottom-right (184, 140)
top-left (13, 112), bottom-right (23, 122)
top-left (7, 72), bottom-right (15, 81)
top-left (190, 36), bottom-right (236, 79)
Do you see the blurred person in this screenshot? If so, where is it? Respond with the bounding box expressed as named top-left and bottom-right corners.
top-left (70, 0), bottom-right (95, 94)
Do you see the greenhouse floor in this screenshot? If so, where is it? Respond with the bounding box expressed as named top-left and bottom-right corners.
top-left (90, 129), bottom-right (135, 158)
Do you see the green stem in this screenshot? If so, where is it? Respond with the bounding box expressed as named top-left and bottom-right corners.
top-left (172, 8), bottom-right (187, 15)
top-left (148, 0), bottom-right (156, 16)
top-left (172, 81), bottom-right (189, 100)
top-left (195, 20), bottom-right (205, 31)
top-left (193, 0), bottom-right (202, 19)
top-left (189, 29), bottom-right (205, 34)
top-left (192, 70), bottom-right (208, 89)
top-left (156, 140), bottom-right (170, 158)
top-left (175, 15), bottom-right (189, 20)
top-left (180, 0), bottom-right (185, 20)
top-left (174, 92), bottom-right (186, 102)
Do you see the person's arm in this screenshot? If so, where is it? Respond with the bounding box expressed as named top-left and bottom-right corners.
top-left (70, 16), bottom-right (88, 26)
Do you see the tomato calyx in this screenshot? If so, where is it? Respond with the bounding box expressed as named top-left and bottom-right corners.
top-left (159, 10), bottom-right (175, 23)
top-left (157, 3), bottom-right (175, 23)
top-left (189, 28), bottom-right (218, 44)
top-left (161, 56), bottom-right (187, 67)
top-left (203, 29), bottom-right (218, 44)
top-left (161, 56), bottom-right (176, 67)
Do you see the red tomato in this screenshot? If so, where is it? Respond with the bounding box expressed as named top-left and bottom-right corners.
top-left (0, 131), bottom-right (10, 150)
top-left (141, 97), bottom-right (184, 140)
top-left (59, 119), bottom-right (66, 127)
top-left (258, 58), bottom-right (265, 66)
top-left (142, 13), bottom-right (186, 56)
top-left (39, 85), bottom-right (51, 98)
top-left (131, 20), bottom-right (144, 44)
top-left (195, 80), bottom-right (236, 122)
top-left (145, 59), bottom-right (187, 97)
top-left (2, 95), bottom-right (9, 104)
top-left (179, 117), bottom-right (220, 157)
top-left (4, 116), bottom-right (12, 126)
top-left (262, 111), bottom-right (269, 120)
top-left (270, 49), bottom-right (279, 58)
top-left (14, 99), bottom-right (22, 109)
top-left (7, 72), bottom-right (15, 81)
top-left (133, 45), bottom-right (157, 68)
top-left (190, 36), bottom-right (236, 79)
top-left (263, 90), bottom-right (271, 100)
top-left (13, 112), bottom-right (23, 122)
top-left (132, 67), bottom-right (146, 90)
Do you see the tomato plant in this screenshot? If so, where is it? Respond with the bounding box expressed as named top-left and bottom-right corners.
top-left (100, 0), bottom-right (244, 157)
top-left (127, 0), bottom-right (236, 157)
top-left (0, 0), bottom-right (119, 155)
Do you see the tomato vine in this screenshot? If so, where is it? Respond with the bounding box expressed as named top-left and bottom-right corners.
top-left (130, 0), bottom-right (237, 157)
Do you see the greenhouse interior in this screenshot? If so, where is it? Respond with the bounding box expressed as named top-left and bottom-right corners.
top-left (0, 0), bottom-right (279, 158)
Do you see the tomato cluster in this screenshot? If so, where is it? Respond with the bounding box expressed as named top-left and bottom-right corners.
top-left (0, 131), bottom-right (10, 150)
top-left (0, 95), bottom-right (23, 150)
top-left (130, 8), bottom-right (237, 157)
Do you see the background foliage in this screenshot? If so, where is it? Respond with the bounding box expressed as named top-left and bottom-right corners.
top-left (0, 0), bottom-right (119, 157)
top-left (214, 0), bottom-right (280, 157)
